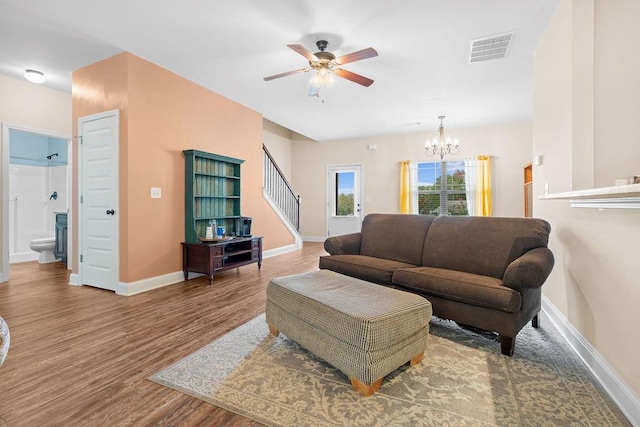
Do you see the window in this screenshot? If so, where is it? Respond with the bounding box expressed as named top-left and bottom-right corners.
top-left (335, 171), bottom-right (355, 216)
top-left (418, 161), bottom-right (471, 216)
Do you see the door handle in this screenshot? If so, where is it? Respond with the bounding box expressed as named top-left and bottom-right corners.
top-left (106, 209), bottom-right (115, 215)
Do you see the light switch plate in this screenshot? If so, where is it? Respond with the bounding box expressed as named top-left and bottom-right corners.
top-left (151, 187), bottom-right (161, 199)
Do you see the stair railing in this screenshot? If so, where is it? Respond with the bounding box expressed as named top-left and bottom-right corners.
top-left (263, 145), bottom-right (300, 230)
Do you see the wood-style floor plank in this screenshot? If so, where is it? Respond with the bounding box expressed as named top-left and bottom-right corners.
top-left (0, 243), bottom-right (327, 426)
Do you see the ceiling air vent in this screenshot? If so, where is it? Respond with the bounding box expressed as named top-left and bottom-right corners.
top-left (469, 32), bottom-right (515, 63)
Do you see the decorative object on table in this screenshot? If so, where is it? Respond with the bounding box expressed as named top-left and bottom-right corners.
top-left (149, 313), bottom-right (629, 427)
top-left (198, 236), bottom-right (232, 243)
top-left (205, 220), bottom-right (214, 239)
top-left (634, 175), bottom-right (640, 184)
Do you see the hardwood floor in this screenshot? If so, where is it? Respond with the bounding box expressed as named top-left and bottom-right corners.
top-left (0, 243), bottom-right (327, 426)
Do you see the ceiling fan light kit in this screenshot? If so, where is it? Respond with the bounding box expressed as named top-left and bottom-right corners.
top-left (264, 40), bottom-right (377, 97)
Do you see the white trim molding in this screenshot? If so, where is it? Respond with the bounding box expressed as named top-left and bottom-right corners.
top-left (303, 236), bottom-right (328, 243)
top-left (542, 296), bottom-right (640, 425)
top-left (67, 242), bottom-right (300, 296)
top-left (262, 188), bottom-right (303, 250)
top-left (263, 244), bottom-right (297, 259)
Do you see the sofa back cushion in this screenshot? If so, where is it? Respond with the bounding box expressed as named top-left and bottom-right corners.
top-left (360, 214), bottom-right (435, 265)
top-left (422, 216), bottom-right (551, 279)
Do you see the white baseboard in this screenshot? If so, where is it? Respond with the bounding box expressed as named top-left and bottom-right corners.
top-left (115, 271), bottom-right (186, 296)
top-left (542, 297), bottom-right (640, 426)
top-left (66, 243), bottom-right (302, 296)
top-left (303, 236), bottom-right (326, 243)
top-left (69, 273), bottom-right (80, 286)
top-left (9, 252), bottom-right (38, 264)
top-left (263, 244), bottom-right (298, 258)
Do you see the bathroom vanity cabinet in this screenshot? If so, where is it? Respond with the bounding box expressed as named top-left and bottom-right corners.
top-left (54, 212), bottom-right (68, 264)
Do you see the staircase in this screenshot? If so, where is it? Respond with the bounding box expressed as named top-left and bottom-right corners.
top-left (263, 145), bottom-right (303, 249)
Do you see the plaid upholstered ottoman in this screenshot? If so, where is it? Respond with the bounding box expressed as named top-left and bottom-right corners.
top-left (265, 270), bottom-right (432, 396)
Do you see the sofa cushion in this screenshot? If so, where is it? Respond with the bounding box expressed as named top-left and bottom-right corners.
top-left (392, 267), bottom-right (522, 313)
top-left (360, 214), bottom-right (435, 266)
top-left (422, 216), bottom-right (551, 279)
top-left (319, 255), bottom-right (417, 285)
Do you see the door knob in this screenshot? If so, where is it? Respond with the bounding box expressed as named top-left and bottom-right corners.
top-left (106, 209), bottom-right (115, 215)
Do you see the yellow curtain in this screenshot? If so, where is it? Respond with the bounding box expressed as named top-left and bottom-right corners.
top-left (475, 155), bottom-right (492, 216)
top-left (400, 161), bottom-right (412, 213)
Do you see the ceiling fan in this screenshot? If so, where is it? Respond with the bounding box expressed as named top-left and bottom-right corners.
top-left (264, 40), bottom-right (378, 97)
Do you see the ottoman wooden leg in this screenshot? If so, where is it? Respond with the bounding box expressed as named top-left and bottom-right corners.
top-left (268, 324), bottom-right (279, 337)
top-left (350, 377), bottom-right (383, 397)
top-left (410, 351), bottom-right (424, 366)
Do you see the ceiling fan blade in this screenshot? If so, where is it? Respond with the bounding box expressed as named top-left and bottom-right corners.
top-left (263, 68), bottom-right (311, 81)
top-left (287, 44), bottom-right (319, 62)
top-left (335, 68), bottom-right (374, 87)
top-left (335, 47), bottom-right (378, 65)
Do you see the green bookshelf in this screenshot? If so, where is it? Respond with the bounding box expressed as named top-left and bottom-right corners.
top-left (184, 149), bottom-right (244, 243)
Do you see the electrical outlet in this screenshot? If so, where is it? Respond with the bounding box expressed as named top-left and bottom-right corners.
top-left (151, 187), bottom-right (162, 199)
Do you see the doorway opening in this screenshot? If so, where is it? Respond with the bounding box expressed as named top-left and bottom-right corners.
top-left (1, 124), bottom-right (72, 282)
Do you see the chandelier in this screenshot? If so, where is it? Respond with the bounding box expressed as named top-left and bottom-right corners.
top-left (425, 116), bottom-right (460, 159)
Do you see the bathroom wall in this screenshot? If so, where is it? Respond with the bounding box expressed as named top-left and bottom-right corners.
top-left (8, 129), bottom-right (68, 263)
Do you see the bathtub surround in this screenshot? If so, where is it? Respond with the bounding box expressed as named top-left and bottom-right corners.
top-left (8, 129), bottom-right (68, 263)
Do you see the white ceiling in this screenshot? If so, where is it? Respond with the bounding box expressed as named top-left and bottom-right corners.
top-left (0, 0), bottom-right (558, 142)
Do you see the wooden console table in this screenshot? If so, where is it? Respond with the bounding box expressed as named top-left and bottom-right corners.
top-left (181, 236), bottom-right (262, 284)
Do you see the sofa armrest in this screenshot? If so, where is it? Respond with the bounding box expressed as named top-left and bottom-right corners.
top-left (503, 247), bottom-right (555, 291)
top-left (324, 232), bottom-right (362, 255)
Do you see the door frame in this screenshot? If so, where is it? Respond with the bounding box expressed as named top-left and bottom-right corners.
top-left (326, 163), bottom-right (363, 236)
top-left (1, 123), bottom-right (72, 282)
top-left (75, 109), bottom-right (120, 290)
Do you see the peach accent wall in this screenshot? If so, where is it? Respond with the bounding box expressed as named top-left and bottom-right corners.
top-left (73, 53), bottom-right (293, 283)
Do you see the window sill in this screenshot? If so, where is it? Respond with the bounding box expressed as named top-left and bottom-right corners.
top-left (539, 183), bottom-right (640, 209)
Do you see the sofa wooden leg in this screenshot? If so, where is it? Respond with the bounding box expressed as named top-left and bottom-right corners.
top-left (531, 313), bottom-right (540, 328)
top-left (268, 324), bottom-right (279, 337)
top-left (410, 352), bottom-right (424, 366)
top-left (499, 335), bottom-right (515, 356)
top-left (350, 376), bottom-right (382, 397)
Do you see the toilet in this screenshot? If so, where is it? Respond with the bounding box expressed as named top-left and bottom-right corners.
top-left (29, 236), bottom-right (57, 264)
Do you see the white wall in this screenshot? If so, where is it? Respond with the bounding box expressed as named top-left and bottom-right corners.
top-left (263, 119), bottom-right (293, 183)
top-left (533, 0), bottom-right (640, 404)
top-left (292, 121), bottom-right (533, 239)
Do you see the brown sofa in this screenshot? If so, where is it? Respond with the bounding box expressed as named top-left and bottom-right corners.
top-left (319, 213), bottom-right (555, 356)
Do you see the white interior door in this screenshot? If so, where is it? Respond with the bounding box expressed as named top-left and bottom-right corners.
top-left (79, 110), bottom-right (119, 291)
top-left (327, 164), bottom-right (362, 237)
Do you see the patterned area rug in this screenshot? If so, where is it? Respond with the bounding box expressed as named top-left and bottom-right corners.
top-left (150, 312), bottom-right (630, 426)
